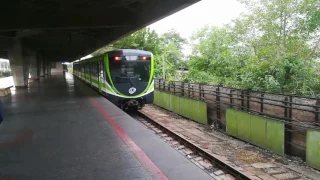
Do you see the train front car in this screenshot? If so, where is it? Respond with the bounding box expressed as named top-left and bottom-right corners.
top-left (105, 49), bottom-right (154, 110)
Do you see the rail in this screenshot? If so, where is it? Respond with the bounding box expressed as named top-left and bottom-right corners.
top-left (135, 111), bottom-right (254, 180)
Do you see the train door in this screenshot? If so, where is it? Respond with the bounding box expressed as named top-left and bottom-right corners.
top-left (98, 60), bottom-right (104, 93)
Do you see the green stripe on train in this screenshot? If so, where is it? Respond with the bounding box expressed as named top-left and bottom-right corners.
top-left (104, 54), bottom-right (155, 98)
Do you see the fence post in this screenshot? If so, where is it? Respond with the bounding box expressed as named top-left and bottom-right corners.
top-left (241, 90), bottom-right (244, 110)
top-left (188, 83), bottom-right (191, 98)
top-left (201, 85), bottom-right (205, 100)
top-left (173, 81), bottom-right (176, 95)
top-left (162, 80), bottom-right (165, 91)
top-left (168, 81), bottom-right (171, 93)
top-left (246, 90), bottom-right (250, 111)
top-left (315, 100), bottom-right (320, 126)
top-left (199, 84), bottom-right (201, 101)
top-left (260, 93), bottom-right (264, 114)
top-left (181, 82), bottom-right (184, 97)
top-left (229, 90), bottom-right (233, 108)
top-left (289, 96), bottom-right (292, 119)
top-left (284, 96), bottom-right (292, 155)
top-left (216, 86), bottom-right (221, 129)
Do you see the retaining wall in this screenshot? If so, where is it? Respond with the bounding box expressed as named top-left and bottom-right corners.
top-left (154, 88), bottom-right (320, 170)
top-left (226, 108), bottom-right (285, 155)
top-left (154, 90), bottom-right (207, 124)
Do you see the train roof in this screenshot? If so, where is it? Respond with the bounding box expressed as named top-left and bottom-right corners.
top-left (73, 49), bottom-right (152, 64)
top-left (108, 49), bottom-right (152, 56)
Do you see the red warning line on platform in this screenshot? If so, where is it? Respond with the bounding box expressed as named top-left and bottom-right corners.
top-left (89, 98), bottom-right (168, 180)
top-left (0, 175), bottom-right (16, 180)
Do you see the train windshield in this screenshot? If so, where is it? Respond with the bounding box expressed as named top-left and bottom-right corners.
top-left (110, 61), bottom-right (150, 83)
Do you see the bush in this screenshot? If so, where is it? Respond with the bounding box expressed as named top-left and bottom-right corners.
top-left (0, 70), bottom-right (11, 77)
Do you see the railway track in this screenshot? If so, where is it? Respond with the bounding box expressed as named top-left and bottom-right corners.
top-left (131, 111), bottom-right (258, 180)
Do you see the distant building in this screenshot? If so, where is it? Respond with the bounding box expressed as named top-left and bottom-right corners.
top-left (0, 59), bottom-right (10, 71)
top-left (51, 62), bottom-right (63, 73)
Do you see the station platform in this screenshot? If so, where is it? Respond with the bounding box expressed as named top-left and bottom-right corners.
top-left (0, 73), bottom-right (212, 180)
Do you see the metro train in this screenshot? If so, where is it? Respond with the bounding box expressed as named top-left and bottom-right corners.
top-left (73, 49), bottom-right (154, 110)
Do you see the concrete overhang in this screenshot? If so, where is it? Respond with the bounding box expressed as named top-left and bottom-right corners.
top-left (0, 0), bottom-right (200, 62)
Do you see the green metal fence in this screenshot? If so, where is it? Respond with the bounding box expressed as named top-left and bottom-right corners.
top-left (155, 79), bottom-right (320, 170)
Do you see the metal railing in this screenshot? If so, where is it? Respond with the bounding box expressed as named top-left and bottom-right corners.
top-left (155, 79), bottom-right (320, 159)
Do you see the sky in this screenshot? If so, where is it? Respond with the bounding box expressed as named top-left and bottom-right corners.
top-left (148, 0), bottom-right (246, 55)
top-left (148, 0), bottom-right (246, 39)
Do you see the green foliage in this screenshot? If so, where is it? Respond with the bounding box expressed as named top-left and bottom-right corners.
top-left (0, 70), bottom-right (11, 78)
top-left (187, 0), bottom-right (320, 96)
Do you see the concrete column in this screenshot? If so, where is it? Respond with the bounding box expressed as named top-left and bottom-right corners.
top-left (29, 51), bottom-right (39, 80)
top-left (40, 57), bottom-right (44, 77)
top-left (47, 62), bottom-right (51, 75)
top-left (36, 55), bottom-right (41, 78)
top-left (8, 39), bottom-right (31, 88)
top-left (44, 60), bottom-right (48, 76)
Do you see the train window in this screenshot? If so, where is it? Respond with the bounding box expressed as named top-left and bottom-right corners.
top-left (99, 61), bottom-right (104, 78)
top-left (86, 63), bottom-right (89, 74)
top-left (109, 60), bottom-right (150, 83)
top-left (91, 62), bottom-right (97, 76)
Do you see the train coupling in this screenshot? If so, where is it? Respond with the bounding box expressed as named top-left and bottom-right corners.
top-left (126, 99), bottom-right (142, 110)
top-left (120, 99), bottom-right (143, 111)
top-left (127, 99), bottom-right (138, 106)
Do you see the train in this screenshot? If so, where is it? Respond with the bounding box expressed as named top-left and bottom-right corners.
top-left (72, 49), bottom-right (154, 110)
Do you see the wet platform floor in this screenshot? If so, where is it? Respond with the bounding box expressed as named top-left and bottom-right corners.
top-left (0, 72), bottom-right (212, 180)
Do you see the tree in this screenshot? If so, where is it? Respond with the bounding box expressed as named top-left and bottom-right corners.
top-left (187, 0), bottom-right (320, 96)
top-left (159, 29), bottom-right (188, 80)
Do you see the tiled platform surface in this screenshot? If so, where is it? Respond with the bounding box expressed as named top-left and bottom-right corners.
top-left (0, 72), bottom-right (212, 180)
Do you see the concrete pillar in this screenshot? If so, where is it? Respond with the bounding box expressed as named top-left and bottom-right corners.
top-left (47, 62), bottom-right (51, 75)
top-left (29, 51), bottom-right (39, 80)
top-left (8, 39), bottom-right (31, 88)
top-left (44, 60), bottom-right (48, 76)
top-left (36, 55), bottom-right (41, 78)
top-left (40, 57), bottom-right (44, 77)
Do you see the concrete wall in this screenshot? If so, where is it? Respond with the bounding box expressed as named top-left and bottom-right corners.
top-left (154, 90), bottom-right (207, 124)
top-left (306, 129), bottom-right (320, 170)
top-left (226, 108), bottom-right (285, 155)
top-left (51, 62), bottom-right (63, 73)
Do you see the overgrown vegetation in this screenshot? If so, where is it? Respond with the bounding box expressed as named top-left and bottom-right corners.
top-left (0, 70), bottom-right (11, 78)
top-left (92, 0), bottom-right (320, 96)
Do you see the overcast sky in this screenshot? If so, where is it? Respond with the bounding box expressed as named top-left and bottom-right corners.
top-left (148, 0), bottom-right (246, 39)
